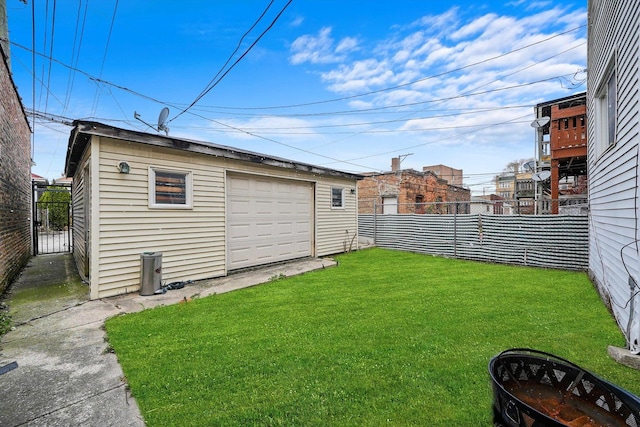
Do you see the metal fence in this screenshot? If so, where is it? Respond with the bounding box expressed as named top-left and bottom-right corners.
top-left (358, 198), bottom-right (588, 216)
top-left (358, 201), bottom-right (588, 270)
top-left (32, 182), bottom-right (72, 255)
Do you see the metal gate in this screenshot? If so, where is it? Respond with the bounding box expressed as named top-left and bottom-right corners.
top-left (32, 182), bottom-right (72, 255)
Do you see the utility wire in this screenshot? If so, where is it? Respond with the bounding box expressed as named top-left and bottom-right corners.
top-left (5, 42), bottom-right (582, 126)
top-left (307, 42), bottom-right (585, 151)
top-left (43, 0), bottom-right (56, 114)
top-left (36, 0), bottom-right (49, 109)
top-left (90, 0), bottom-right (119, 116)
top-left (200, 119), bottom-right (531, 135)
top-left (31, 0), bottom-right (36, 155)
top-left (319, 113), bottom-right (532, 166)
top-left (189, 0), bottom-right (275, 108)
top-left (62, 0), bottom-right (88, 117)
top-left (167, 0), bottom-right (294, 124)
top-left (173, 109), bottom-right (381, 171)
top-left (193, 24), bottom-right (587, 111)
top-left (200, 105), bottom-right (531, 131)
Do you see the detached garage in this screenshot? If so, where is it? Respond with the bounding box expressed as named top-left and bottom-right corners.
top-left (64, 121), bottom-right (361, 299)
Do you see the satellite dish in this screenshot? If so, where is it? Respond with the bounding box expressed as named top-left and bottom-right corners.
top-left (523, 160), bottom-right (535, 172)
top-left (135, 108), bottom-right (170, 135)
top-left (530, 116), bottom-right (550, 128)
top-left (531, 170), bottom-right (551, 181)
top-left (158, 107), bottom-right (169, 128)
top-left (157, 107), bottom-right (170, 135)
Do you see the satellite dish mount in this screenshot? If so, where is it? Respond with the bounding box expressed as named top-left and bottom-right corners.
top-left (134, 107), bottom-right (170, 135)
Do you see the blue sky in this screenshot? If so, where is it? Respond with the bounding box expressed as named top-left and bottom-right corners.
top-left (7, 0), bottom-right (587, 194)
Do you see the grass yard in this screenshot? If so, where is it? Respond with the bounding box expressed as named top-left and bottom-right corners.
top-left (105, 248), bottom-right (638, 426)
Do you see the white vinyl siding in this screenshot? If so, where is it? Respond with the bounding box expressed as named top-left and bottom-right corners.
top-left (80, 136), bottom-right (359, 299)
top-left (71, 149), bottom-right (91, 283)
top-left (316, 179), bottom-right (358, 256)
top-left (95, 138), bottom-right (226, 298)
top-left (587, 0), bottom-right (640, 347)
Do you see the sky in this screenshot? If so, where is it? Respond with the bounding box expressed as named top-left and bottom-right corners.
top-left (6, 0), bottom-right (587, 194)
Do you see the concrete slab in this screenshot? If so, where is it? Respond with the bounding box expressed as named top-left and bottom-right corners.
top-left (608, 345), bottom-right (640, 370)
top-left (0, 255), bottom-right (335, 427)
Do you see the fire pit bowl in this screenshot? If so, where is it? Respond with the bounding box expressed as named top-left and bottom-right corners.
top-left (489, 348), bottom-right (640, 427)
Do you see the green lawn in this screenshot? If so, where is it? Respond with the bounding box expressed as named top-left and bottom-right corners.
top-left (105, 248), bottom-right (638, 426)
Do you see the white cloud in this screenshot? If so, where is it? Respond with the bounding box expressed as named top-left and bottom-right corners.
top-left (290, 16), bottom-right (304, 27)
top-left (450, 13), bottom-right (498, 40)
top-left (336, 37), bottom-right (358, 54)
top-left (289, 27), bottom-right (358, 65)
top-left (321, 59), bottom-right (395, 93)
top-left (409, 7), bottom-right (459, 32)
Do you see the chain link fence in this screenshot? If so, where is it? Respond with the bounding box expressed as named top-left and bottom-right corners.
top-left (358, 199), bottom-right (588, 270)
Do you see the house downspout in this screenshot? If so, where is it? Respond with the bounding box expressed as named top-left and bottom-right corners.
top-left (627, 275), bottom-right (639, 353)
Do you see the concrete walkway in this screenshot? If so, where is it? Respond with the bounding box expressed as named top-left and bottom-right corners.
top-left (0, 254), bottom-right (336, 427)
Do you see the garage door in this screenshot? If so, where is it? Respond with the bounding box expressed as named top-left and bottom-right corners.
top-left (227, 173), bottom-right (313, 270)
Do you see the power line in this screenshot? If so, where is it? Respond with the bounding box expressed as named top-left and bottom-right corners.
top-left (30, 0), bottom-right (36, 156)
top-left (5, 41), bottom-right (582, 125)
top-left (197, 105), bottom-right (532, 131)
top-left (191, 24), bottom-right (587, 111)
top-left (186, 39), bottom-right (585, 121)
top-left (90, 0), bottom-right (119, 116)
top-left (173, 109), bottom-right (383, 172)
top-left (62, 0), bottom-right (88, 117)
top-left (189, 0), bottom-right (275, 109)
top-left (43, 0), bottom-right (56, 114)
top-left (167, 0), bottom-right (294, 124)
top-left (197, 119), bottom-right (531, 135)
top-left (319, 113), bottom-right (532, 167)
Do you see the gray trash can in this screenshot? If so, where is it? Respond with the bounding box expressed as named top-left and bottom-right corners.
top-left (140, 252), bottom-right (162, 296)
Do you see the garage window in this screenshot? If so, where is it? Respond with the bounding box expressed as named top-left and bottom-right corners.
top-left (331, 187), bottom-right (344, 209)
top-left (149, 167), bottom-right (193, 209)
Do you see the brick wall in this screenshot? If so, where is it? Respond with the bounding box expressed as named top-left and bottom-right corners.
top-left (0, 45), bottom-right (32, 294)
top-left (358, 170), bottom-right (470, 214)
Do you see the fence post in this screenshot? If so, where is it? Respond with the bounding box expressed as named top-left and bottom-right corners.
top-left (453, 202), bottom-right (457, 257)
top-left (373, 200), bottom-right (377, 245)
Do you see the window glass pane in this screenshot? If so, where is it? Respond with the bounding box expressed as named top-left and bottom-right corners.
top-left (331, 187), bottom-right (343, 208)
top-left (607, 71), bottom-right (616, 146)
top-left (155, 171), bottom-right (186, 204)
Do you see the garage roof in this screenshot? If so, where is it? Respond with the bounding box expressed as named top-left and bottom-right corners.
top-left (65, 120), bottom-right (363, 180)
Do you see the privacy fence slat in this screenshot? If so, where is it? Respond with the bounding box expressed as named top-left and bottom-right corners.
top-left (358, 214), bottom-right (588, 270)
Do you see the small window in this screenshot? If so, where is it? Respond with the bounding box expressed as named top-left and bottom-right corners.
top-left (331, 187), bottom-right (344, 208)
top-left (606, 70), bottom-right (617, 146)
top-left (595, 63), bottom-right (617, 157)
top-left (149, 167), bottom-right (192, 209)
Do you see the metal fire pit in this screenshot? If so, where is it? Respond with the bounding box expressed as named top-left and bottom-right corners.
top-left (489, 348), bottom-right (640, 427)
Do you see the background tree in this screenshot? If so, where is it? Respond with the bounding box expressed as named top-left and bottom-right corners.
top-left (503, 158), bottom-right (534, 175)
top-left (38, 187), bottom-right (71, 230)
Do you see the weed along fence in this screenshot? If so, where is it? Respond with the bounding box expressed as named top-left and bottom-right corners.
top-left (358, 203), bottom-right (588, 270)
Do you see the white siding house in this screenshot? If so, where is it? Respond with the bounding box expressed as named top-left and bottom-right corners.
top-left (64, 121), bottom-right (361, 300)
top-left (587, 0), bottom-right (640, 351)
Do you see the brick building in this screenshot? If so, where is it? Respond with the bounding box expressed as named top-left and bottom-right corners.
top-left (358, 158), bottom-right (470, 214)
top-left (0, 6), bottom-right (32, 293)
top-left (422, 164), bottom-right (463, 187)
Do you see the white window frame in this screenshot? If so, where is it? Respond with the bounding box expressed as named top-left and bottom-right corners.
top-left (331, 187), bottom-right (344, 209)
top-left (594, 58), bottom-right (617, 159)
top-left (148, 167), bottom-right (193, 209)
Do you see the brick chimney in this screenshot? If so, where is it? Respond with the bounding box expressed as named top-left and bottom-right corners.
top-left (391, 157), bottom-right (400, 172)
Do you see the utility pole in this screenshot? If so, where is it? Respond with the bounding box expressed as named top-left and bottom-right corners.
top-left (0, 0), bottom-right (10, 66)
